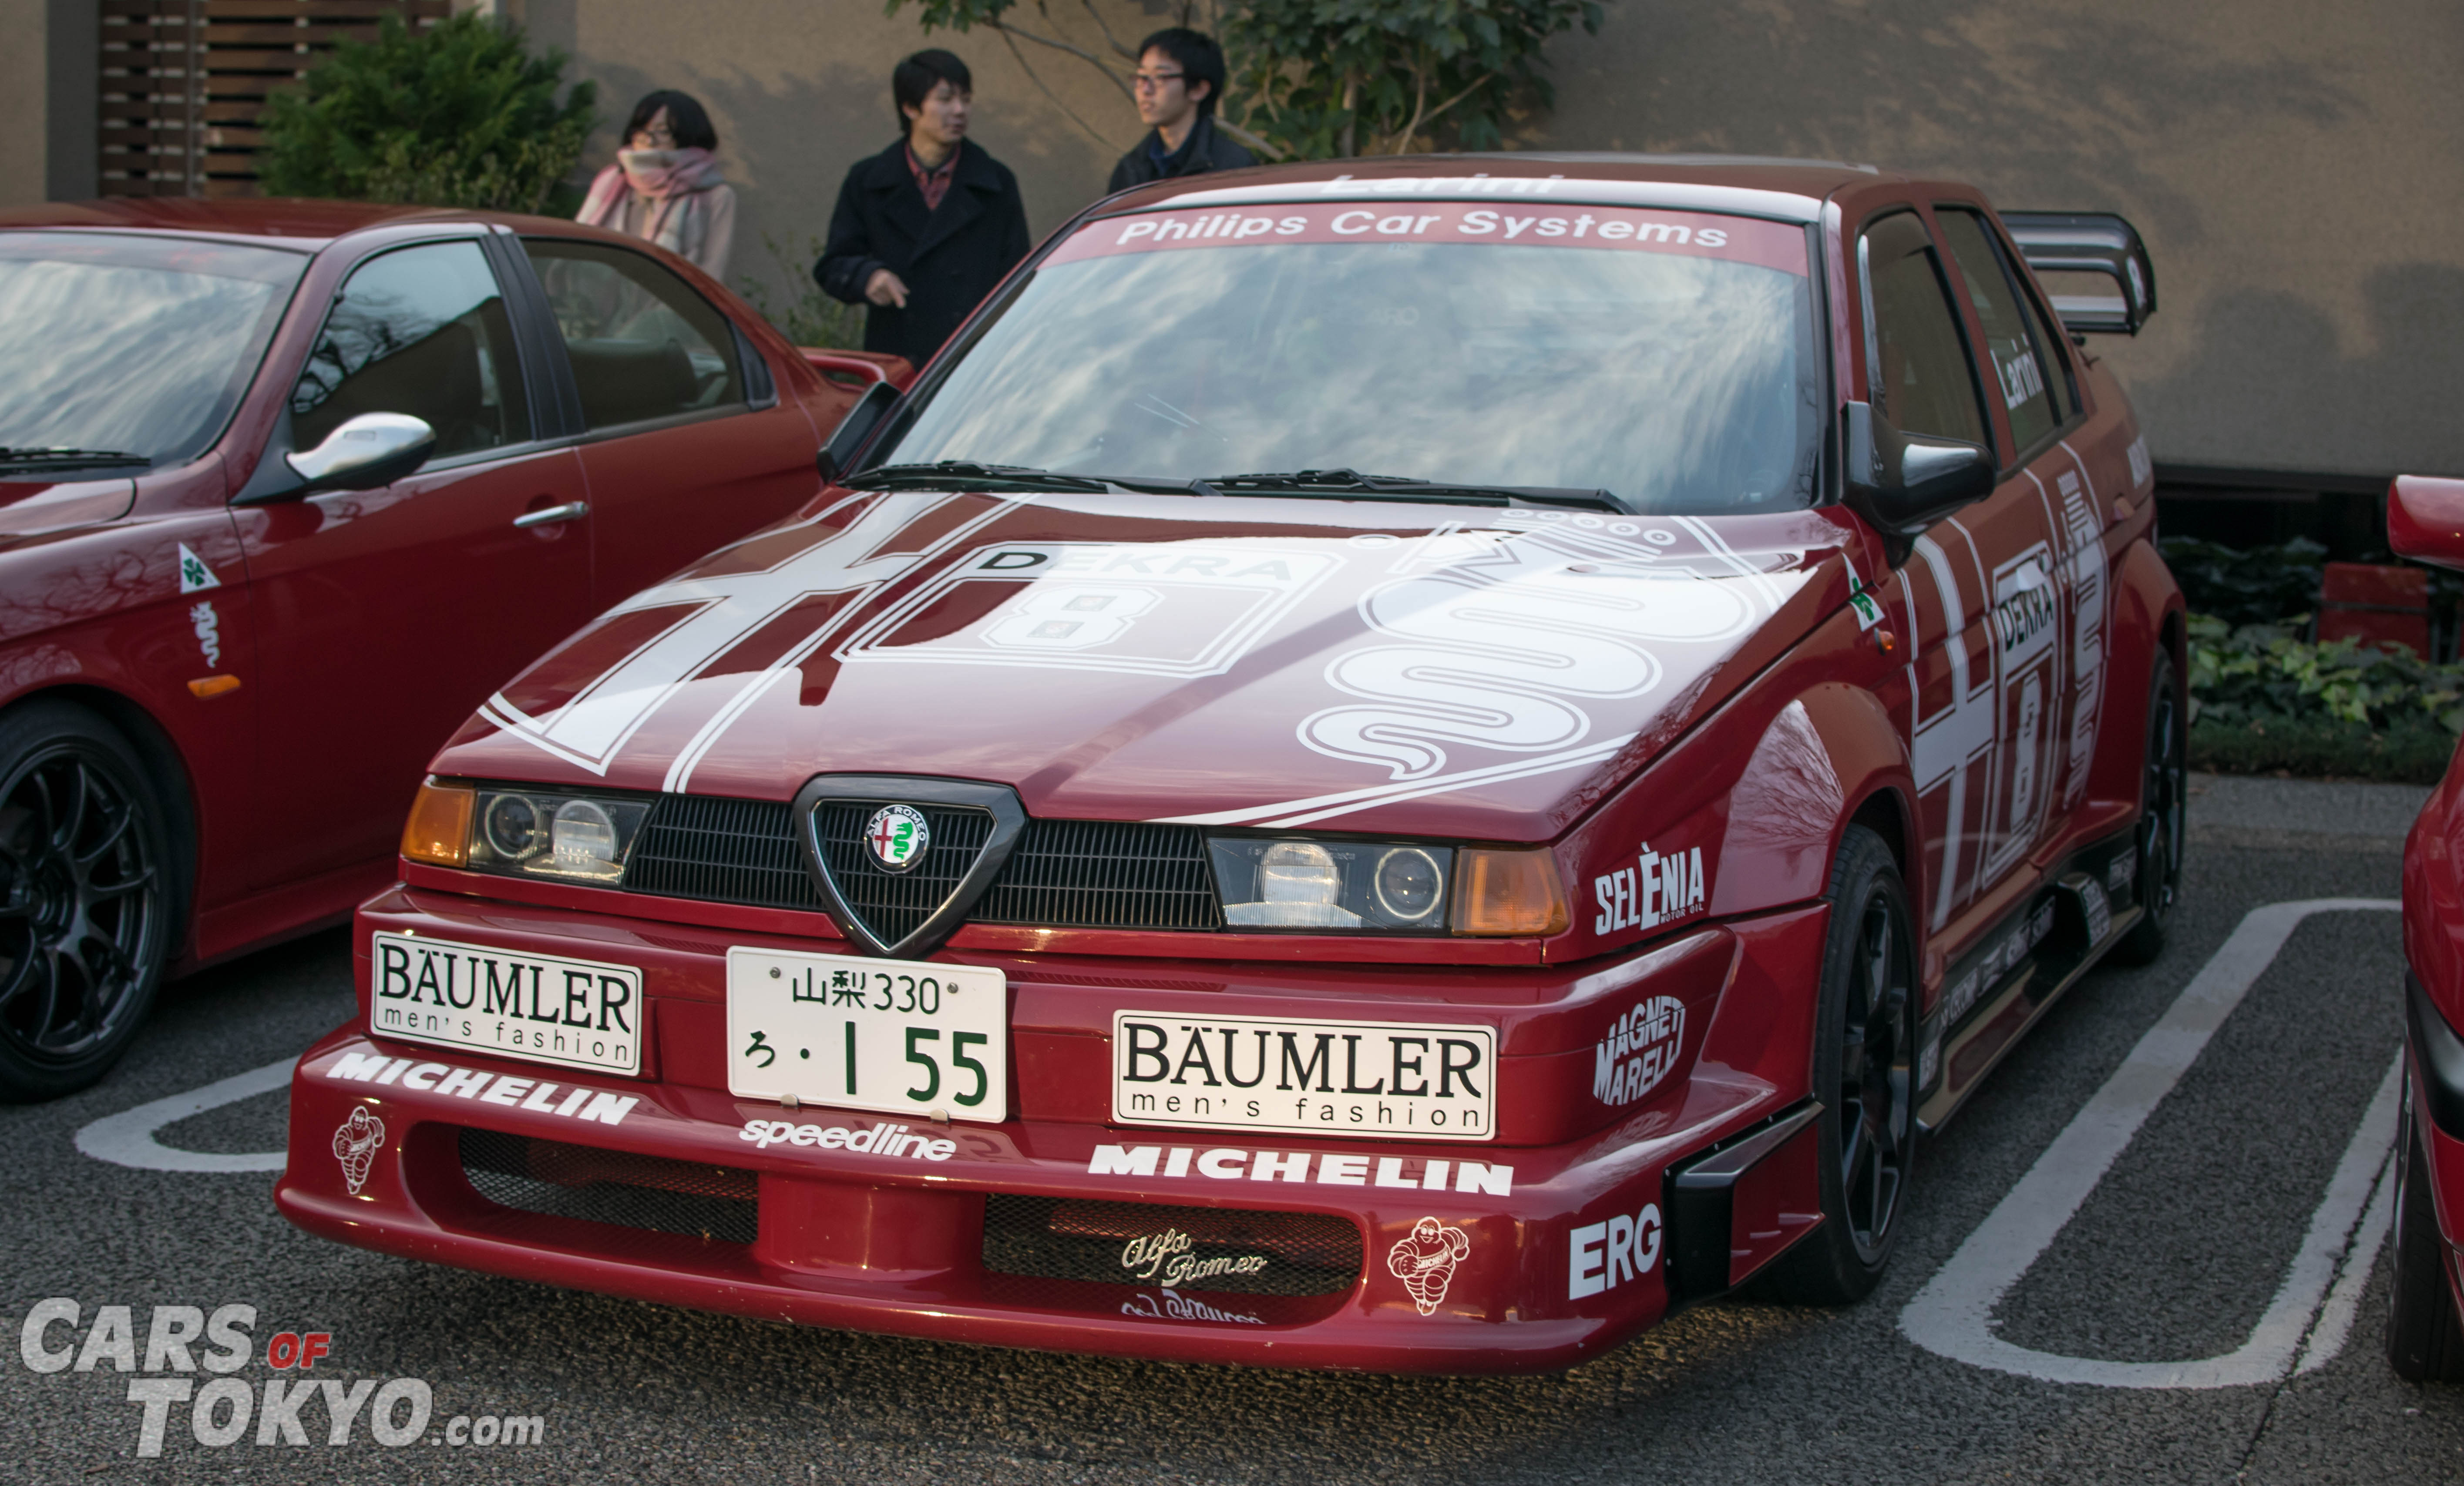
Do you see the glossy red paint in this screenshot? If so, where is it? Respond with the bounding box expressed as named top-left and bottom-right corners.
top-left (2391, 476), bottom-right (2464, 572)
top-left (276, 157), bottom-right (2182, 1370)
top-left (0, 201), bottom-right (868, 983)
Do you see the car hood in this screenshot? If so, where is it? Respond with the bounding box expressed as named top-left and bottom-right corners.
top-left (435, 490), bottom-right (1869, 840)
top-left (0, 476), bottom-right (136, 543)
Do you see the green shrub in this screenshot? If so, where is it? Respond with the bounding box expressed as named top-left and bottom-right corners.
top-left (259, 13), bottom-right (595, 215)
top-left (2160, 536), bottom-right (2326, 628)
top-left (2185, 612), bottom-right (2464, 781)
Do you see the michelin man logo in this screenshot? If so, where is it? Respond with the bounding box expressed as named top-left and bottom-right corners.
top-left (1387, 1217), bottom-right (1472, 1315)
top-left (333, 1107), bottom-right (385, 1195)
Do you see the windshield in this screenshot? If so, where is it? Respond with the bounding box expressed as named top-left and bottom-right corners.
top-left (0, 232), bottom-right (306, 469)
top-left (873, 201), bottom-right (1819, 513)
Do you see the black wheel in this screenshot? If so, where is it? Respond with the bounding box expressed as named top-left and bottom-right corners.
top-left (1762, 823), bottom-right (1916, 1305)
top-left (0, 701), bottom-right (178, 1101)
top-left (2111, 648), bottom-right (2185, 966)
top-left (2388, 1078), bottom-right (2464, 1382)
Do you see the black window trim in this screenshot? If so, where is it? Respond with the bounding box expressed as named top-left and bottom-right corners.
top-left (238, 230), bottom-right (558, 503)
top-left (514, 232), bottom-right (765, 442)
top-left (1931, 201), bottom-right (2087, 473)
top-left (1852, 205), bottom-right (1995, 458)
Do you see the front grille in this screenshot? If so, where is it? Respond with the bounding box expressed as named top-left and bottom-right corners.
top-left (458, 1128), bottom-right (758, 1244)
top-left (976, 820), bottom-right (1220, 930)
top-left (981, 1194), bottom-right (1361, 1296)
top-left (813, 799), bottom-right (995, 946)
top-left (628, 795), bottom-right (818, 911)
top-left (623, 794), bottom-right (1222, 933)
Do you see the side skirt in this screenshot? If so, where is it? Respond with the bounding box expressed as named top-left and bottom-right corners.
top-left (1916, 836), bottom-right (2143, 1134)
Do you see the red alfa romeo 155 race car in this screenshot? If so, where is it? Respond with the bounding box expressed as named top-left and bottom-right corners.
top-left (278, 156), bottom-right (2182, 1372)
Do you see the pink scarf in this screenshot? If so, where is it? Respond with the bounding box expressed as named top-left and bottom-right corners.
top-left (578, 148), bottom-right (725, 256)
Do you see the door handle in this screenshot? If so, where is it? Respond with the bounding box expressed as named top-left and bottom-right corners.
top-left (514, 500), bottom-right (589, 529)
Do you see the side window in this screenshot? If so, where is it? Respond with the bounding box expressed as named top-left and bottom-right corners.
top-left (292, 241), bottom-right (529, 460)
top-left (1937, 209), bottom-right (2065, 447)
top-left (1859, 213), bottom-right (1988, 447)
top-left (522, 239), bottom-right (743, 431)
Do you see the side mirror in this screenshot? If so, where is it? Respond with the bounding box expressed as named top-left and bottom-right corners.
top-left (235, 413), bottom-right (437, 505)
top-left (1842, 401), bottom-right (1996, 537)
top-left (815, 381), bottom-right (900, 486)
top-left (2389, 475), bottom-right (2464, 571)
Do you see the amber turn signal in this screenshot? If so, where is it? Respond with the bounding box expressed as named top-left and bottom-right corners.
top-left (1455, 848), bottom-right (1570, 936)
top-left (400, 779), bottom-right (473, 868)
top-left (186, 674), bottom-right (242, 698)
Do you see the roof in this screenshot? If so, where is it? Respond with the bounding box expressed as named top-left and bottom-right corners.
top-left (1104, 152), bottom-right (1911, 225)
top-left (0, 197), bottom-right (615, 251)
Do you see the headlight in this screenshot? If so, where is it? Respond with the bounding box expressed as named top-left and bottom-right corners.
top-left (1210, 837), bottom-right (1458, 932)
top-left (416, 782), bottom-right (652, 883)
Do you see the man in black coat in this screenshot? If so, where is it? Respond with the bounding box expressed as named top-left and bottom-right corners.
top-left (1107, 29), bottom-right (1256, 194)
top-left (817, 50), bottom-right (1031, 369)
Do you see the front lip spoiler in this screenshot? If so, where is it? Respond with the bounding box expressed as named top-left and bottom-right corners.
top-left (2406, 970), bottom-right (2464, 1140)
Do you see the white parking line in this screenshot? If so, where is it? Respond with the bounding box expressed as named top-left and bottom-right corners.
top-left (74, 1057), bottom-right (293, 1172)
top-left (1899, 898), bottom-right (2402, 1388)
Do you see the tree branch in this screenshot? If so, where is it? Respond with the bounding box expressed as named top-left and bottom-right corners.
top-left (994, 26), bottom-right (1131, 148)
top-left (1076, 0), bottom-right (1141, 62)
top-left (992, 17), bottom-right (1137, 102)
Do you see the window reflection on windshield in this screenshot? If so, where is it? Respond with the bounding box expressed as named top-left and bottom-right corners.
top-left (881, 226), bottom-right (1818, 513)
top-left (0, 234), bottom-right (303, 468)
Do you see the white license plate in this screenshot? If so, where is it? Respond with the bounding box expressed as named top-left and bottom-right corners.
top-left (1112, 1011), bottom-right (1495, 1141)
top-left (370, 931), bottom-right (642, 1075)
top-left (726, 948), bottom-right (1008, 1121)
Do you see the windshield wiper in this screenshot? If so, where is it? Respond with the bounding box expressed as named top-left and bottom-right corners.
top-left (845, 460), bottom-right (1112, 493)
top-left (0, 447), bottom-right (153, 473)
top-left (1198, 468), bottom-right (1630, 513)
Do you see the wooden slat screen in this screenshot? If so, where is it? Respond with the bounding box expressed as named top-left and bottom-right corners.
top-left (100, 0), bottom-right (452, 198)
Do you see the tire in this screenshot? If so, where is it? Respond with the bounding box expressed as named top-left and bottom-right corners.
top-left (0, 700), bottom-right (179, 1101)
top-left (2111, 647), bottom-right (2185, 967)
top-left (2387, 1080), bottom-right (2464, 1382)
top-left (1761, 823), bottom-right (1917, 1305)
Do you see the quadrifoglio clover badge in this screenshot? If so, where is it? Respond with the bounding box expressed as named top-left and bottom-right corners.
top-left (864, 804), bottom-right (930, 872)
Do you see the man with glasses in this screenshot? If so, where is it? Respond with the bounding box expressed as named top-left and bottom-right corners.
top-left (1107, 29), bottom-right (1255, 194)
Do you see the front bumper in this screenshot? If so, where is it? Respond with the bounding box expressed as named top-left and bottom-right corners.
top-left (275, 886), bottom-right (1830, 1374)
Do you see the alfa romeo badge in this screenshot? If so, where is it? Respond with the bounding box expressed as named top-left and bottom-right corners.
top-left (864, 804), bottom-right (930, 872)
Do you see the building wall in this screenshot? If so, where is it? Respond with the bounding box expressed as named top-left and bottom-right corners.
top-left (4, 0), bottom-right (2459, 479)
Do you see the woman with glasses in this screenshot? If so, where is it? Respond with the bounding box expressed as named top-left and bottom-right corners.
top-left (1107, 29), bottom-right (1255, 193)
top-left (577, 90), bottom-right (739, 280)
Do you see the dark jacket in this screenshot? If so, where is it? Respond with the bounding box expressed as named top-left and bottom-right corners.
top-left (816, 138), bottom-right (1032, 367)
top-left (1106, 114), bottom-right (1257, 194)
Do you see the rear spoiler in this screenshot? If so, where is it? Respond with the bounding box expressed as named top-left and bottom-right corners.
top-left (1999, 211), bottom-right (2155, 335)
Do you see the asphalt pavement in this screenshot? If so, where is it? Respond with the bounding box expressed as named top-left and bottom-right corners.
top-left (2, 772), bottom-right (2457, 1485)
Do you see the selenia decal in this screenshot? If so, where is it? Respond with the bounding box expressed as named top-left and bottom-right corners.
top-left (1388, 1218), bottom-right (1472, 1314)
top-left (1592, 841), bottom-right (1707, 938)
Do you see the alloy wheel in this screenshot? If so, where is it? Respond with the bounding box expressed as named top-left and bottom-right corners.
top-left (1836, 891), bottom-right (1912, 1262)
top-left (0, 743), bottom-right (163, 1061)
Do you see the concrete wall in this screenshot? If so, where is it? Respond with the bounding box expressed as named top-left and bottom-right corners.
top-left (6, 0), bottom-right (2460, 479)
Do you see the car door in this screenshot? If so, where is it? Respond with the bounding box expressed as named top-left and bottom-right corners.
top-left (234, 236), bottom-right (592, 887)
top-left (1934, 206), bottom-right (2111, 828)
top-left (1858, 208), bottom-right (2064, 939)
top-left (518, 238), bottom-right (821, 604)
